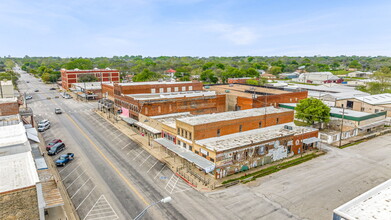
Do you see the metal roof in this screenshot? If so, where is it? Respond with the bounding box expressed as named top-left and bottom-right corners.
top-left (135, 122), bottom-right (161, 134)
top-left (355, 93), bottom-right (391, 105)
top-left (154, 138), bottom-right (215, 173)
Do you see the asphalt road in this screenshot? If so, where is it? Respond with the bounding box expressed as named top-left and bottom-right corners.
top-left (16, 71), bottom-right (391, 220)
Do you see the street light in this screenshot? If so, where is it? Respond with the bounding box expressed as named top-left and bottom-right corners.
top-left (134, 197), bottom-right (172, 220)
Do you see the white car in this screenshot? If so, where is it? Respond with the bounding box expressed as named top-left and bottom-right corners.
top-left (37, 119), bottom-right (51, 132)
top-left (25, 96), bottom-right (32, 100)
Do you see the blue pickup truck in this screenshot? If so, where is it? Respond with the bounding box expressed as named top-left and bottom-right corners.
top-left (55, 153), bottom-right (74, 166)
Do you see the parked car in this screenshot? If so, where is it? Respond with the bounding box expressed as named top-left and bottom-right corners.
top-left (26, 81), bottom-right (29, 83)
top-left (37, 120), bottom-right (50, 132)
top-left (50, 88), bottom-right (56, 90)
top-left (25, 95), bottom-right (32, 100)
top-left (56, 153), bottom-right (74, 166)
top-left (55, 108), bottom-right (62, 114)
top-left (48, 142), bottom-right (66, 156)
top-left (34, 89), bottom-right (39, 92)
top-left (46, 139), bottom-right (62, 151)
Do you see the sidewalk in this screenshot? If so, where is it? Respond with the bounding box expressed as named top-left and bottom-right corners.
top-left (94, 110), bottom-right (216, 191)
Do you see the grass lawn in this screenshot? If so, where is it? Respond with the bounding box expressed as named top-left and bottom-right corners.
top-left (294, 120), bottom-right (309, 126)
top-left (330, 70), bottom-right (352, 75)
top-left (222, 152), bottom-right (325, 185)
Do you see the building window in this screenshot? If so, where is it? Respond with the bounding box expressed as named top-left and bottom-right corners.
top-left (361, 107), bottom-right (365, 111)
top-left (159, 88), bottom-right (164, 93)
top-left (239, 125), bottom-right (242, 132)
top-left (210, 158), bottom-right (214, 162)
top-left (182, 86), bottom-right (186, 91)
top-left (174, 87), bottom-right (179, 92)
top-left (217, 129), bottom-right (220, 137)
top-left (189, 145), bottom-right (193, 151)
top-left (158, 106), bottom-right (161, 113)
top-left (167, 88), bottom-right (171, 92)
top-left (178, 140), bottom-right (181, 146)
top-left (276, 118), bottom-right (279, 124)
top-left (259, 121), bottom-right (262, 128)
top-left (151, 88), bottom-right (156, 93)
top-left (195, 150), bottom-right (199, 154)
top-left (145, 107), bottom-right (148, 114)
top-left (189, 133), bottom-right (192, 140)
top-left (189, 86), bottom-right (193, 91)
top-left (375, 109), bottom-right (379, 113)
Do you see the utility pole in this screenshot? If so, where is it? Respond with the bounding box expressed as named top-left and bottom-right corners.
top-left (84, 81), bottom-right (87, 102)
top-left (0, 80), bottom-right (3, 98)
top-left (339, 106), bottom-right (345, 147)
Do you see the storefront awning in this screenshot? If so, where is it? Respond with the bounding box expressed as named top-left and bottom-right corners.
top-left (303, 137), bottom-right (321, 144)
top-left (135, 122), bottom-right (161, 135)
top-left (358, 120), bottom-right (386, 130)
top-left (120, 115), bottom-right (137, 125)
top-left (155, 138), bottom-right (215, 173)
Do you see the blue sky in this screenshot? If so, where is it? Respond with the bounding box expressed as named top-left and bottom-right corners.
top-left (1, 0), bottom-right (391, 57)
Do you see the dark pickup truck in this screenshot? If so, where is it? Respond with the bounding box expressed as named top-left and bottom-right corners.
top-left (55, 153), bottom-right (74, 166)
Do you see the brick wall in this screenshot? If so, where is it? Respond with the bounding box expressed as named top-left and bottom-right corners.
top-left (102, 84), bottom-right (115, 99)
top-left (116, 81), bottom-right (203, 95)
top-left (115, 94), bottom-right (226, 119)
top-left (61, 69), bottom-right (120, 90)
top-left (0, 101), bottom-right (19, 116)
top-left (0, 186), bottom-right (39, 220)
top-left (237, 91), bottom-right (308, 110)
top-left (292, 130), bottom-right (319, 154)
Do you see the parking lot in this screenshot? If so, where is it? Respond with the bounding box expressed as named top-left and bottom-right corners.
top-left (37, 109), bottom-right (192, 219)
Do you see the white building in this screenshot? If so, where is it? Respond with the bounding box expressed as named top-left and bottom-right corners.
top-left (0, 80), bottom-right (14, 98)
top-left (333, 179), bottom-right (391, 220)
top-left (293, 72), bottom-right (342, 84)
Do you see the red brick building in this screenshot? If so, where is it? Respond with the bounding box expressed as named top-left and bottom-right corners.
top-left (0, 98), bottom-right (19, 116)
top-left (155, 107), bottom-right (320, 178)
top-left (61, 68), bottom-right (120, 90)
top-left (115, 91), bottom-right (225, 119)
top-left (205, 84), bottom-right (308, 111)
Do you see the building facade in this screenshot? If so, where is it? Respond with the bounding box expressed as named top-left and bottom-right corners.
top-left (61, 68), bottom-right (120, 90)
top-left (115, 91), bottom-right (226, 119)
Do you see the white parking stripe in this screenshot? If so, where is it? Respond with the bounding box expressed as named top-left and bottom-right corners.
top-left (121, 143), bottom-right (131, 150)
top-left (154, 164), bottom-right (166, 179)
top-left (70, 178), bottom-right (91, 199)
top-left (76, 185), bottom-right (97, 210)
top-left (147, 161), bottom-right (158, 173)
top-left (133, 150), bottom-right (144, 161)
top-left (139, 155), bottom-right (151, 167)
top-left (62, 165), bottom-right (82, 181)
top-left (66, 170), bottom-right (86, 189)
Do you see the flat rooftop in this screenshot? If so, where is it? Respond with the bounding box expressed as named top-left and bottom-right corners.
top-left (355, 93), bottom-right (391, 105)
top-left (151, 112), bottom-right (195, 129)
top-left (0, 122), bottom-right (28, 148)
top-left (72, 82), bottom-right (110, 90)
top-left (118, 81), bottom-right (197, 86)
top-left (0, 151), bottom-right (39, 193)
top-left (0, 97), bottom-right (17, 104)
top-left (196, 122), bottom-right (317, 152)
top-left (0, 114), bottom-right (20, 127)
top-left (177, 106), bottom-right (292, 126)
top-left (205, 84), bottom-right (289, 98)
top-left (126, 90), bottom-right (216, 100)
top-left (333, 178), bottom-right (391, 220)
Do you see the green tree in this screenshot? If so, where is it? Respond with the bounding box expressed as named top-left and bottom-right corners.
top-left (132, 69), bottom-right (161, 82)
top-left (200, 70), bottom-right (218, 83)
top-left (247, 57), bottom-right (254, 62)
top-left (349, 60), bottom-right (362, 69)
top-left (65, 58), bottom-right (93, 70)
top-left (41, 72), bottom-right (51, 83)
top-left (78, 74), bottom-right (98, 82)
top-left (295, 98), bottom-right (330, 125)
top-left (245, 68), bottom-right (259, 77)
top-left (269, 66), bottom-right (282, 75)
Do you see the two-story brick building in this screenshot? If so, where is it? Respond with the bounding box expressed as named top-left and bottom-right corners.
top-left (154, 106), bottom-right (320, 178)
top-left (61, 68), bottom-right (120, 90)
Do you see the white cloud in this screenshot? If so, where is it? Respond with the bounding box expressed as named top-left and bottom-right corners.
top-left (202, 22), bottom-right (259, 45)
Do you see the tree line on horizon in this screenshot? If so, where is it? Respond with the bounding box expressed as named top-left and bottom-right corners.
top-left (1, 55), bottom-right (391, 94)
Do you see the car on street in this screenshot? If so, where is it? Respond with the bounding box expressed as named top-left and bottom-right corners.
top-left (26, 81), bottom-right (29, 83)
top-left (34, 89), bottom-right (39, 92)
top-left (55, 153), bottom-right (74, 166)
top-left (46, 139), bottom-right (63, 151)
top-left (50, 87), bottom-right (56, 90)
top-left (25, 95), bottom-right (32, 100)
top-left (37, 119), bottom-right (50, 132)
top-left (48, 142), bottom-right (66, 156)
top-left (55, 108), bottom-right (62, 114)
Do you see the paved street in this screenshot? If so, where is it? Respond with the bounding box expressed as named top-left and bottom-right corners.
top-left (17, 72), bottom-right (391, 220)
